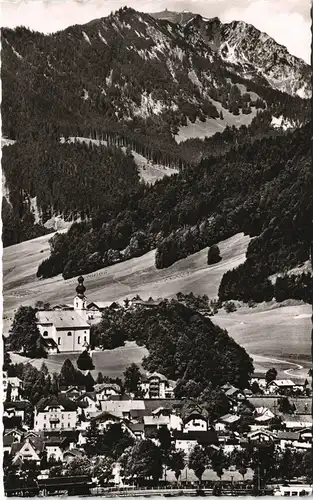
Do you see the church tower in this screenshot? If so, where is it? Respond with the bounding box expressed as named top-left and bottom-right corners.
top-left (74, 276), bottom-right (87, 317)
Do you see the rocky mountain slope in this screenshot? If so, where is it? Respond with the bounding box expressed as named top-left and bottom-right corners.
top-left (2, 7), bottom-right (309, 144)
top-left (151, 13), bottom-right (311, 99)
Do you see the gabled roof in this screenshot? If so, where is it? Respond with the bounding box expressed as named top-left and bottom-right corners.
top-left (11, 437), bottom-right (45, 455)
top-left (91, 411), bottom-right (121, 423)
top-left (225, 387), bottom-right (242, 397)
top-left (269, 379), bottom-right (295, 387)
top-left (181, 403), bottom-right (209, 424)
top-left (63, 448), bottom-right (84, 458)
top-left (36, 394), bottom-right (78, 412)
top-left (248, 429), bottom-right (275, 439)
top-left (4, 401), bottom-right (30, 411)
top-left (100, 400), bottom-right (145, 418)
top-left (37, 310), bottom-right (89, 329)
top-left (144, 415), bottom-right (170, 426)
top-left (219, 414), bottom-right (240, 425)
top-left (94, 383), bottom-right (121, 393)
top-left (76, 392), bottom-right (97, 403)
top-left (142, 372), bottom-right (168, 382)
top-left (276, 431), bottom-right (300, 441)
top-left (87, 302), bottom-right (112, 310)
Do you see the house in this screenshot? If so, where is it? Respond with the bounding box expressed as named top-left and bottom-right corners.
top-left (282, 414), bottom-right (312, 430)
top-left (89, 411), bottom-right (123, 431)
top-left (276, 431), bottom-right (301, 449)
top-left (250, 377), bottom-right (267, 391)
top-left (141, 373), bottom-right (169, 399)
top-left (215, 414), bottom-right (240, 431)
top-left (247, 429), bottom-right (275, 443)
top-left (76, 392), bottom-right (99, 414)
top-left (224, 387), bottom-right (245, 402)
top-left (62, 387), bottom-right (84, 400)
top-left (129, 422), bottom-right (145, 439)
top-left (181, 404), bottom-right (209, 432)
top-left (3, 373), bottom-right (23, 401)
top-left (268, 379), bottom-right (295, 395)
top-left (130, 298), bottom-right (161, 309)
top-left (143, 414), bottom-right (170, 437)
top-left (94, 383), bottom-right (121, 401)
top-left (34, 395), bottom-right (78, 431)
top-left (36, 277), bottom-right (90, 352)
top-left (86, 302), bottom-right (112, 323)
top-left (174, 430), bottom-right (219, 454)
top-left (11, 437), bottom-right (44, 465)
top-left (43, 434), bottom-right (73, 462)
top-left (273, 485), bottom-right (312, 497)
top-left (254, 406), bottom-right (275, 423)
top-left (3, 429), bottom-right (23, 454)
top-left (63, 448), bottom-right (85, 464)
top-left (298, 427), bottom-right (312, 443)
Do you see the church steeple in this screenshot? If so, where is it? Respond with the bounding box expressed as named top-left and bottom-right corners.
top-left (74, 276), bottom-right (87, 315)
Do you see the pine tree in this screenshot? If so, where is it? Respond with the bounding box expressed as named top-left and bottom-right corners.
top-left (60, 358), bottom-right (77, 387)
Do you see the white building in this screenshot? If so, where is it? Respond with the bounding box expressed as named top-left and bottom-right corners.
top-left (36, 276), bottom-right (90, 352)
top-left (34, 395), bottom-right (78, 431)
top-left (3, 372), bottom-right (23, 401)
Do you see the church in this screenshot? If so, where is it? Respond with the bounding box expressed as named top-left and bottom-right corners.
top-left (36, 277), bottom-right (91, 353)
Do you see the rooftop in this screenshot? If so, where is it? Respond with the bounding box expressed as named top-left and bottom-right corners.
top-left (37, 310), bottom-right (90, 329)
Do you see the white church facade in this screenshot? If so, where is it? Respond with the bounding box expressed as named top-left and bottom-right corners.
top-left (36, 276), bottom-right (90, 353)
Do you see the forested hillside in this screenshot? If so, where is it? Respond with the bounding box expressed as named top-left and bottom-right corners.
top-left (36, 123), bottom-right (311, 305)
top-left (2, 137), bottom-right (140, 247)
top-left (91, 299), bottom-right (254, 392)
top-left (2, 7), bottom-right (311, 305)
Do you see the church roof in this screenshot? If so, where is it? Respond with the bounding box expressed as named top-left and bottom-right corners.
top-left (37, 310), bottom-right (89, 329)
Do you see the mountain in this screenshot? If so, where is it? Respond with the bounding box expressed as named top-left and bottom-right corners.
top-left (151, 13), bottom-right (311, 99)
top-left (1, 6), bottom-right (311, 280)
top-left (2, 6), bottom-right (309, 147)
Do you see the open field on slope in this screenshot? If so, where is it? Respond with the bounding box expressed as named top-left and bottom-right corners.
top-left (175, 100), bottom-right (258, 143)
top-left (3, 231), bottom-right (311, 378)
top-left (10, 341), bottom-right (148, 378)
top-left (3, 232), bottom-right (250, 327)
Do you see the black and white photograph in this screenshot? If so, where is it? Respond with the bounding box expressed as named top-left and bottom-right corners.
top-left (1, 0), bottom-right (312, 496)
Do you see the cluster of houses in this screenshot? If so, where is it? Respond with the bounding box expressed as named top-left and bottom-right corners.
top-left (3, 364), bottom-right (312, 477)
top-left (4, 278), bottom-right (312, 492)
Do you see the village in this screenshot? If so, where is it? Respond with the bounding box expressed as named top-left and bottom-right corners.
top-left (2, 278), bottom-right (313, 497)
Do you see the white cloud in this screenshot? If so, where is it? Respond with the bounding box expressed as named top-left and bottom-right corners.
top-left (0, 0), bottom-right (310, 62)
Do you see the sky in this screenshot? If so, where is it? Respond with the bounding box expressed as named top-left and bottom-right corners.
top-left (1, 0), bottom-right (311, 63)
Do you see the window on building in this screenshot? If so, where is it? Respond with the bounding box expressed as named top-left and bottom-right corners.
top-left (76, 302), bottom-right (78, 308)
top-left (43, 423), bottom-right (46, 429)
top-left (84, 336), bottom-right (86, 342)
top-left (67, 332), bottom-right (72, 337)
top-left (43, 331), bottom-right (48, 337)
top-left (68, 422), bottom-right (71, 427)
top-left (78, 336), bottom-right (80, 344)
top-left (58, 337), bottom-right (61, 345)
top-left (44, 414), bottom-right (46, 420)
